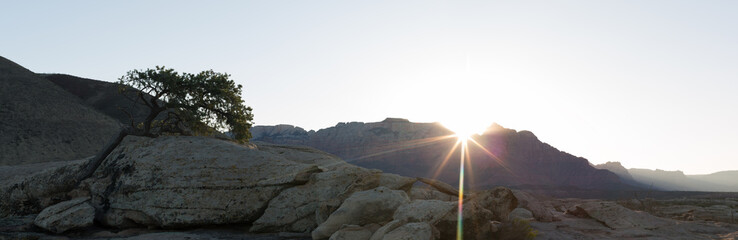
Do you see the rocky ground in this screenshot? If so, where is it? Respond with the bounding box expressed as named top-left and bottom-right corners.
top-left (1, 136), bottom-right (736, 239)
top-left (510, 190), bottom-right (738, 239)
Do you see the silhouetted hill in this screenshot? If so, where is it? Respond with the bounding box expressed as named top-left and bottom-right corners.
top-left (252, 118), bottom-right (636, 190)
top-left (0, 56), bottom-right (120, 165)
top-left (42, 73), bottom-right (161, 126)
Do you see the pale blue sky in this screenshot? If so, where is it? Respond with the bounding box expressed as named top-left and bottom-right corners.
top-left (2, 1), bottom-right (737, 174)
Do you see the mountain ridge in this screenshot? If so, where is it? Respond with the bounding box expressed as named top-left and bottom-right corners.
top-left (252, 119), bottom-right (634, 191)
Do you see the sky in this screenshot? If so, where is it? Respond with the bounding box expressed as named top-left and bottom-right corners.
top-left (2, 0), bottom-right (737, 174)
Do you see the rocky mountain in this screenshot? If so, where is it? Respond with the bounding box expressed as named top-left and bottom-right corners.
top-left (251, 118), bottom-right (633, 190)
top-left (41, 73), bottom-right (158, 126)
top-left (0, 56), bottom-right (120, 165)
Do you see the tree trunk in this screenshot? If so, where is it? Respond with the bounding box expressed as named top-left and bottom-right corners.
top-left (76, 128), bottom-right (130, 182)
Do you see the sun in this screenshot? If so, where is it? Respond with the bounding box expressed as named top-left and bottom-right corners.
top-left (442, 121), bottom-right (485, 141)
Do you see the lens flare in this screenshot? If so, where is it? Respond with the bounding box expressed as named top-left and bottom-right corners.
top-left (456, 139), bottom-right (467, 240)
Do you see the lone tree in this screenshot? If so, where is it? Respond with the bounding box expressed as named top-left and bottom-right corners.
top-left (117, 66), bottom-right (254, 142)
top-left (76, 66), bottom-right (253, 181)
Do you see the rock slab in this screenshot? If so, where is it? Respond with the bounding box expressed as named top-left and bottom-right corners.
top-left (34, 197), bottom-right (94, 233)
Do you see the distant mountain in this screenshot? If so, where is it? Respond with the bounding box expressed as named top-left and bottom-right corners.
top-left (0, 56), bottom-right (120, 165)
top-left (252, 118), bottom-right (634, 190)
top-left (689, 171), bottom-right (738, 189)
top-left (628, 168), bottom-right (738, 192)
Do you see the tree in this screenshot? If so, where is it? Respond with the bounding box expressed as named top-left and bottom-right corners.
top-left (117, 66), bottom-right (254, 142)
top-left (75, 66), bottom-right (253, 191)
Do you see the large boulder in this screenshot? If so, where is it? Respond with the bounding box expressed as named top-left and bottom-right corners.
top-left (574, 201), bottom-right (673, 230)
top-left (434, 200), bottom-right (495, 240)
top-left (407, 185), bottom-right (456, 201)
top-left (312, 187), bottom-right (411, 239)
top-left (0, 159), bottom-right (88, 217)
top-left (471, 187), bottom-right (518, 222)
top-left (513, 190), bottom-right (555, 222)
top-left (383, 222), bottom-right (435, 240)
top-left (84, 136), bottom-right (324, 228)
top-left (251, 166), bottom-right (415, 233)
top-left (33, 197), bottom-right (94, 233)
top-left (329, 225), bottom-right (373, 240)
top-left (508, 208), bottom-right (534, 221)
top-left (392, 200), bottom-right (455, 224)
top-left (433, 187), bottom-right (518, 239)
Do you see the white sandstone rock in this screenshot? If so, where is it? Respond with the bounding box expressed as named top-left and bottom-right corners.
top-left (86, 136), bottom-right (323, 228)
top-left (34, 197), bottom-right (94, 233)
top-left (312, 186), bottom-right (410, 239)
top-left (382, 222), bottom-right (435, 240)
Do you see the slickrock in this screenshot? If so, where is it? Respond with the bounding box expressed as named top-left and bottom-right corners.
top-left (311, 187), bottom-right (410, 239)
top-left (575, 201), bottom-right (673, 230)
top-left (34, 198), bottom-right (94, 233)
top-left (84, 136), bottom-right (322, 228)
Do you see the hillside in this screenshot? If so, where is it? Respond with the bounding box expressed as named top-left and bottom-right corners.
top-left (0, 56), bottom-right (120, 165)
top-left (251, 118), bottom-right (633, 190)
top-left (41, 73), bottom-right (164, 126)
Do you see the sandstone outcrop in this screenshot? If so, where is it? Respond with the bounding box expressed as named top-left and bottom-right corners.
top-left (2, 135), bottom-right (522, 239)
top-left (0, 158), bottom-right (88, 217)
top-left (33, 198), bottom-right (94, 233)
top-left (311, 187), bottom-right (410, 239)
top-left (329, 225), bottom-right (373, 240)
top-left (83, 136), bottom-right (323, 228)
top-left (512, 190), bottom-right (555, 222)
top-left (574, 201), bottom-right (672, 230)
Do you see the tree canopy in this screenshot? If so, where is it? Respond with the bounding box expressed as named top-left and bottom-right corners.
top-left (118, 66), bottom-right (253, 143)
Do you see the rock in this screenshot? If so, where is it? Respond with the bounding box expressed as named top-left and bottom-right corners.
top-left (575, 201), bottom-right (673, 230)
top-left (369, 220), bottom-right (407, 240)
top-left (251, 166), bottom-right (416, 233)
top-left (509, 208), bottom-right (534, 221)
top-left (383, 222), bottom-right (435, 240)
top-left (0, 158), bottom-right (88, 217)
top-left (471, 187), bottom-right (518, 222)
top-left (255, 142), bottom-right (347, 171)
top-left (85, 136), bottom-right (323, 228)
top-left (393, 200), bottom-right (455, 224)
top-left (0, 214), bottom-right (36, 232)
top-left (33, 197), bottom-right (94, 233)
top-left (329, 225), bottom-right (373, 240)
top-left (416, 177), bottom-right (459, 197)
top-left (312, 187), bottom-right (410, 239)
top-left (513, 190), bottom-right (555, 222)
top-left (408, 186), bottom-right (455, 201)
top-left (434, 200), bottom-right (495, 240)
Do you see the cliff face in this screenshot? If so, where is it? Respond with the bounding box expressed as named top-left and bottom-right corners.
top-left (252, 118), bottom-right (630, 190)
top-left (0, 57), bottom-right (120, 165)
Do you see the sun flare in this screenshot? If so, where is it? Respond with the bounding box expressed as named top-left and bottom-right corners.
top-left (442, 121), bottom-right (486, 141)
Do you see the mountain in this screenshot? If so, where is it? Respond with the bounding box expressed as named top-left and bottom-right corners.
top-left (628, 168), bottom-right (738, 192)
top-left (0, 56), bottom-right (120, 165)
top-left (689, 171), bottom-right (738, 190)
top-left (251, 118), bottom-right (633, 190)
top-left (42, 73), bottom-right (165, 126)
